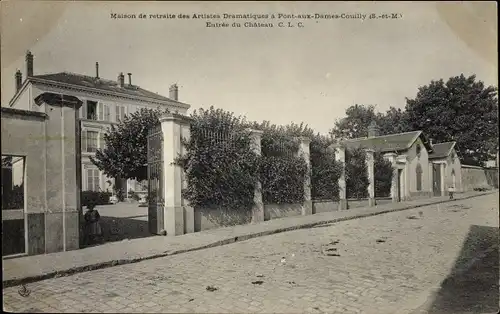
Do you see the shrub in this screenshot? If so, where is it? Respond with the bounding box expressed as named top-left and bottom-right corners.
top-left (345, 148), bottom-right (369, 199)
top-left (81, 191), bottom-right (112, 207)
top-left (253, 122), bottom-right (308, 204)
top-left (176, 107), bottom-right (260, 210)
top-left (310, 135), bottom-right (341, 200)
top-left (128, 189), bottom-right (140, 201)
top-left (260, 155), bottom-right (307, 204)
top-left (374, 152), bottom-right (394, 197)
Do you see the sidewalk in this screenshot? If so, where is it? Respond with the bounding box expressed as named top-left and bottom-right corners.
top-left (2, 190), bottom-right (496, 288)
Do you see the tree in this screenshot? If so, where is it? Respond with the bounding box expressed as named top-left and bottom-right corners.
top-left (405, 74), bottom-right (498, 166)
top-left (330, 104), bottom-right (379, 139)
top-left (90, 107), bottom-right (170, 182)
top-left (377, 107), bottom-right (410, 136)
top-left (330, 104), bottom-right (410, 140)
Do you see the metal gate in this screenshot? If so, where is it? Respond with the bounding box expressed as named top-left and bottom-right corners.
top-left (147, 123), bottom-right (164, 234)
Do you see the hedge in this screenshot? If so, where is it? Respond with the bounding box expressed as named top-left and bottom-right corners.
top-left (176, 107), bottom-right (260, 210)
top-left (81, 191), bottom-right (112, 207)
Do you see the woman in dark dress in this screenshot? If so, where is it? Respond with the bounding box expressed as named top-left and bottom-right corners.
top-left (84, 203), bottom-right (102, 245)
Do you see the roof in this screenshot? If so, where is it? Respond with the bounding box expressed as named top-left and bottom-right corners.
top-left (428, 142), bottom-right (456, 159)
top-left (11, 72), bottom-right (189, 109)
top-left (340, 131), bottom-right (433, 153)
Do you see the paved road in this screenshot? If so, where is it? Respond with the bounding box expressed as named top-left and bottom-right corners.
top-left (3, 193), bottom-right (498, 314)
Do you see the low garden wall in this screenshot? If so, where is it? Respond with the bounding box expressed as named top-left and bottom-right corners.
top-left (193, 197), bottom-right (394, 232)
top-left (461, 165), bottom-right (499, 191)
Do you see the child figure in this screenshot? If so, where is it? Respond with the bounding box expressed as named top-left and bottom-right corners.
top-left (448, 184), bottom-right (455, 200)
top-left (84, 203), bottom-right (102, 245)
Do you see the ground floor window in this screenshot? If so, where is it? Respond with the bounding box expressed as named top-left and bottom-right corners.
top-left (86, 168), bottom-right (100, 191)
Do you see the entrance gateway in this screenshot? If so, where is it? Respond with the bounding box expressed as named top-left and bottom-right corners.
top-left (147, 122), bottom-right (164, 234)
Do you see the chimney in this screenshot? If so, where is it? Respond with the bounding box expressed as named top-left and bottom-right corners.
top-left (15, 70), bottom-right (22, 92)
top-left (26, 50), bottom-right (34, 77)
top-left (95, 62), bottom-right (100, 79)
top-left (169, 84), bottom-right (178, 101)
top-left (367, 121), bottom-right (380, 138)
top-left (127, 73), bottom-right (132, 86)
top-left (118, 72), bottom-right (125, 87)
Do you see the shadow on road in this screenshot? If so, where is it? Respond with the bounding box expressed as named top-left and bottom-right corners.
top-left (82, 215), bottom-right (155, 248)
top-left (99, 215), bottom-right (153, 243)
top-left (414, 224), bottom-right (499, 314)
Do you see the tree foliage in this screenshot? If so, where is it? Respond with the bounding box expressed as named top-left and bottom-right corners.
top-left (176, 107), bottom-right (260, 210)
top-left (330, 104), bottom-right (410, 140)
top-left (330, 104), bottom-right (379, 139)
top-left (250, 122), bottom-right (309, 204)
top-left (345, 148), bottom-right (369, 199)
top-left (405, 74), bottom-right (498, 166)
top-left (90, 107), bottom-right (169, 181)
top-left (374, 152), bottom-right (393, 197)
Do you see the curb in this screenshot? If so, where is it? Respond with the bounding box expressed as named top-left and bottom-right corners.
top-left (2, 191), bottom-right (495, 289)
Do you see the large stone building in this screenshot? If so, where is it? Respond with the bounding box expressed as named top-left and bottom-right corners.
top-left (8, 51), bottom-right (190, 196)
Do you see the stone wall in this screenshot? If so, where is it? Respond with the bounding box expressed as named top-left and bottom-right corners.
top-left (461, 165), bottom-right (499, 191)
top-left (1, 94), bottom-right (82, 256)
top-left (192, 198), bottom-right (395, 232)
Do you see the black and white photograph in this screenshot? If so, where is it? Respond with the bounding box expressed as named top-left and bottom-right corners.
top-left (1, 1), bottom-right (498, 313)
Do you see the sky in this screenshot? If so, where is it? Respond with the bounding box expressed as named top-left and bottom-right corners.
top-left (1, 1), bottom-right (497, 134)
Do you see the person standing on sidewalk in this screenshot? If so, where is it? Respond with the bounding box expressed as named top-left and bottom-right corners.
top-left (84, 202), bottom-right (103, 245)
top-left (448, 184), bottom-right (455, 200)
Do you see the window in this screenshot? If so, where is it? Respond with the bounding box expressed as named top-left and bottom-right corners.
top-left (416, 144), bottom-right (421, 158)
top-left (451, 151), bottom-right (455, 164)
top-left (82, 130), bottom-right (98, 153)
top-left (416, 163), bottom-right (423, 191)
top-left (99, 103), bottom-right (111, 121)
top-left (99, 132), bottom-right (106, 149)
top-left (2, 155), bottom-right (26, 256)
top-left (2, 155), bottom-right (25, 210)
top-left (86, 168), bottom-right (100, 191)
top-left (86, 101), bottom-right (98, 120)
top-left (116, 105), bottom-right (126, 122)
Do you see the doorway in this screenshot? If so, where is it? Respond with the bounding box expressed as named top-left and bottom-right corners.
top-left (2, 155), bottom-right (26, 257)
top-left (433, 163), bottom-right (441, 196)
top-left (398, 168), bottom-right (403, 202)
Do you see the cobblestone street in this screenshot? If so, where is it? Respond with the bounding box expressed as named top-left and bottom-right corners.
top-left (3, 193), bottom-right (498, 314)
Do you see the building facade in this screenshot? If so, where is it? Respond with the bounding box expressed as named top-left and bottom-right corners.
top-left (428, 141), bottom-right (462, 194)
top-left (9, 51), bottom-right (190, 197)
top-left (339, 121), bottom-right (462, 202)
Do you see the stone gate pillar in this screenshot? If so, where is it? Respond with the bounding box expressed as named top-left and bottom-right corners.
top-left (366, 149), bottom-right (376, 207)
top-left (296, 137), bottom-right (312, 216)
top-left (383, 153), bottom-right (399, 202)
top-left (160, 112), bottom-right (193, 236)
top-left (335, 146), bottom-right (348, 210)
top-left (248, 129), bottom-right (264, 223)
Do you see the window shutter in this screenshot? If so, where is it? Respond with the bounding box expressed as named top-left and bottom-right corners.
top-left (104, 104), bottom-right (110, 121)
top-left (98, 103), bottom-right (104, 121)
top-left (81, 130), bottom-right (87, 152)
top-left (82, 101), bottom-right (87, 119)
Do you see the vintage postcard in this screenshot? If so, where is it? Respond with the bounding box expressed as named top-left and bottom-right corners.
top-left (1, 1), bottom-right (498, 313)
